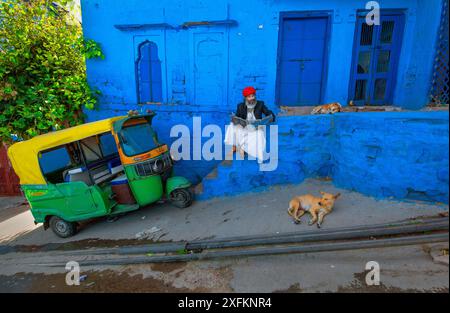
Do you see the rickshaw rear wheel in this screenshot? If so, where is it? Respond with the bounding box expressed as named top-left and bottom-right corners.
top-left (169, 188), bottom-right (193, 208)
top-left (49, 216), bottom-right (77, 238)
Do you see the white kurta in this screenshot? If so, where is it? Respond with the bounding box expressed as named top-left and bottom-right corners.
top-left (224, 113), bottom-right (266, 163)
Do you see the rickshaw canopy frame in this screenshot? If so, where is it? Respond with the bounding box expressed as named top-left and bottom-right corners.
top-left (8, 116), bottom-right (126, 185)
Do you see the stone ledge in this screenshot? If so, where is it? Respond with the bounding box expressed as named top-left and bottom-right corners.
top-left (278, 105), bottom-right (404, 116)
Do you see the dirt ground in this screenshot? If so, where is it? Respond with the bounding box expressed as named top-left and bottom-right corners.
top-left (0, 243), bottom-right (448, 293)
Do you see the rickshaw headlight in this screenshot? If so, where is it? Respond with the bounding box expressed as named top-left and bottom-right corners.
top-left (152, 159), bottom-right (164, 173)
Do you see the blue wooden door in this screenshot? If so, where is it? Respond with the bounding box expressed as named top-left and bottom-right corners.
top-left (349, 13), bottom-right (405, 105)
top-left (136, 41), bottom-right (163, 104)
top-left (277, 15), bottom-right (329, 106)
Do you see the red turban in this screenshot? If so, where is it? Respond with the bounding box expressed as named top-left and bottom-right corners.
top-left (242, 86), bottom-right (256, 97)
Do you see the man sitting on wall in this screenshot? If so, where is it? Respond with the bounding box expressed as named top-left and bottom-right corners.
top-left (224, 86), bottom-right (276, 162)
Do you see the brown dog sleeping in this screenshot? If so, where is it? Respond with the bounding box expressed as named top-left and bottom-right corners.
top-left (287, 191), bottom-right (341, 228)
top-left (311, 102), bottom-right (342, 114)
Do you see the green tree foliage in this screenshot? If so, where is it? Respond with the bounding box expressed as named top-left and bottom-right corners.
top-left (0, 0), bottom-right (104, 142)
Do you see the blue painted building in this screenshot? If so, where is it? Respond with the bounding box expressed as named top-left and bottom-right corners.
top-left (80, 0), bottom-right (449, 203)
top-left (81, 0), bottom-right (444, 110)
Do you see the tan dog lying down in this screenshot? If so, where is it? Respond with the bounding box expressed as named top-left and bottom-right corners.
top-left (287, 191), bottom-right (341, 228)
top-left (311, 102), bottom-right (342, 114)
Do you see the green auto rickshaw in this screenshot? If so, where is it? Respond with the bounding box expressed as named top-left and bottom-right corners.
top-left (7, 112), bottom-right (193, 238)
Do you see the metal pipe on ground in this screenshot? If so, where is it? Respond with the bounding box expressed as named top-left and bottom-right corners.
top-left (111, 218), bottom-right (449, 255)
top-left (41, 232), bottom-right (448, 267)
top-left (43, 217), bottom-right (448, 257)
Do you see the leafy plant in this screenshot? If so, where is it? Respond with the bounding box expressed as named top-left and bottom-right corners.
top-left (0, 0), bottom-right (104, 142)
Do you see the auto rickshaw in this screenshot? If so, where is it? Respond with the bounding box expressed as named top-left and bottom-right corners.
top-left (7, 112), bottom-right (193, 238)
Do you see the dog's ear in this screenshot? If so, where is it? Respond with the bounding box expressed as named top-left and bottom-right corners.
top-left (334, 193), bottom-right (341, 199)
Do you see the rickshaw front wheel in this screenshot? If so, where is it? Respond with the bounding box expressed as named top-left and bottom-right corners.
top-left (169, 188), bottom-right (193, 208)
top-left (49, 216), bottom-right (77, 238)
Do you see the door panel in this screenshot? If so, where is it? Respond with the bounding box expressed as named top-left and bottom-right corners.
top-left (55, 182), bottom-right (99, 216)
top-left (349, 13), bottom-right (405, 105)
top-left (301, 60), bottom-right (324, 83)
top-left (277, 15), bottom-right (330, 106)
top-left (300, 40), bottom-right (325, 60)
top-left (193, 32), bottom-right (226, 106)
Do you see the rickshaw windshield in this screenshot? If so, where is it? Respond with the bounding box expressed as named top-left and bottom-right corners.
top-left (120, 122), bottom-right (158, 156)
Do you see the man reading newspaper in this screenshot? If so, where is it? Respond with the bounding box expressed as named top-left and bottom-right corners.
top-left (224, 86), bottom-right (275, 162)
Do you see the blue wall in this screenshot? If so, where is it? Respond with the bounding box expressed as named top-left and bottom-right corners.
top-left (81, 0), bottom-right (442, 111)
top-left (331, 112), bottom-right (449, 203)
top-left (198, 111), bottom-right (449, 203)
top-left (89, 108), bottom-right (449, 203)
top-left (198, 114), bottom-right (334, 199)
top-left (80, 1), bottom-right (448, 204)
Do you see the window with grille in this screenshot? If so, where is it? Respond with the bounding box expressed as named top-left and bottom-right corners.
top-left (429, 0), bottom-right (449, 106)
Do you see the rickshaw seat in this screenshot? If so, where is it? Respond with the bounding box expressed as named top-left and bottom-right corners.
top-left (63, 167), bottom-right (92, 185)
top-left (61, 157), bottom-right (123, 186)
top-left (107, 158), bottom-right (123, 175)
top-left (69, 171), bottom-right (92, 185)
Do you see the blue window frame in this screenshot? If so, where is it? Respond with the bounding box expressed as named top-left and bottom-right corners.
top-left (348, 10), bottom-right (405, 106)
top-left (136, 41), bottom-right (163, 104)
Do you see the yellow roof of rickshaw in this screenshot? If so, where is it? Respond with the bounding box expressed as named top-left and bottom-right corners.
top-left (7, 116), bottom-right (126, 185)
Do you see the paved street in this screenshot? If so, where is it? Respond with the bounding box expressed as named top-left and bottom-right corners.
top-left (0, 178), bottom-right (448, 292)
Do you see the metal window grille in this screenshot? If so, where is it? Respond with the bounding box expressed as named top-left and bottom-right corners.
top-left (429, 0), bottom-right (449, 106)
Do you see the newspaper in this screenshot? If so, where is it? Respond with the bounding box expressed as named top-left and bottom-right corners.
top-left (231, 114), bottom-right (274, 127)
